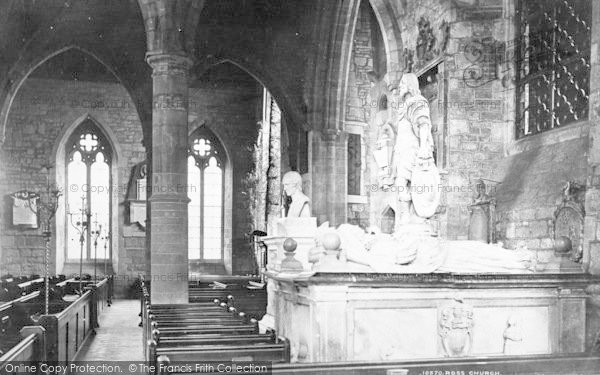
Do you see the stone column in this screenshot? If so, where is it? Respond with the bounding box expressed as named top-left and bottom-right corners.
top-left (266, 97), bottom-right (282, 226)
top-left (146, 53), bottom-right (192, 304)
top-left (584, 0), bottom-right (600, 274)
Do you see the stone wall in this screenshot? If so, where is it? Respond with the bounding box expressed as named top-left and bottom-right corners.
top-left (344, 0), bottom-right (374, 228)
top-left (0, 78), bottom-right (146, 290)
top-left (345, 0), bottom-right (502, 238)
top-left (495, 127), bottom-right (589, 256)
top-left (490, 0), bottom-right (599, 274)
top-left (583, 1), bottom-right (600, 274)
top-left (188, 71), bottom-right (263, 275)
top-left (0, 73), bottom-right (264, 292)
top-left (341, 0), bottom-right (595, 256)
top-left (443, 4), bottom-right (506, 239)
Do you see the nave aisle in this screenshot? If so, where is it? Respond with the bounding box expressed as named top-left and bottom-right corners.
top-left (74, 300), bottom-right (142, 362)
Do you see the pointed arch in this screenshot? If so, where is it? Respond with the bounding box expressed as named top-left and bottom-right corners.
top-left (0, 45), bottom-right (148, 146)
top-left (195, 58), bottom-right (305, 134)
top-left (381, 205), bottom-right (396, 234)
top-left (54, 114), bottom-right (120, 274)
top-left (187, 122), bottom-right (232, 273)
top-left (368, 0), bottom-right (404, 78)
top-left (188, 124), bottom-right (228, 168)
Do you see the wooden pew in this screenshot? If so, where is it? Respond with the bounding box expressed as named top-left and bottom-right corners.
top-left (150, 340), bottom-right (290, 364)
top-left (37, 277), bottom-right (111, 362)
top-left (0, 275), bottom-right (45, 302)
top-left (140, 276), bottom-right (290, 368)
top-left (0, 326), bottom-right (46, 369)
top-left (38, 290), bottom-right (94, 362)
top-left (224, 293), bottom-right (267, 320)
top-left (188, 275), bottom-right (260, 289)
top-left (0, 292), bottom-right (42, 354)
top-left (145, 305), bottom-right (260, 351)
top-left (156, 332), bottom-right (278, 347)
top-left (0, 275), bottom-right (82, 347)
top-left (87, 276), bottom-right (112, 329)
top-left (0, 275), bottom-right (111, 361)
top-left (188, 279), bottom-right (267, 321)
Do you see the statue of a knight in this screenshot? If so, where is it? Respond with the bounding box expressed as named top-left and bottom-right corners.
top-left (388, 73), bottom-right (439, 227)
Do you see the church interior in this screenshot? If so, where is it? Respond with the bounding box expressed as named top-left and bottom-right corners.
top-left (2, 0), bottom-right (600, 373)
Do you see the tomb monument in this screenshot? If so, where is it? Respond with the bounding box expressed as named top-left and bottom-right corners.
top-left (262, 74), bottom-right (597, 363)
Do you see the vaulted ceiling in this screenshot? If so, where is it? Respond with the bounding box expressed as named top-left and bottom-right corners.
top-left (0, 0), bottom-right (365, 143)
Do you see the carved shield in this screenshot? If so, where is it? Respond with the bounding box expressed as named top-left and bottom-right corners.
top-left (411, 159), bottom-right (441, 218)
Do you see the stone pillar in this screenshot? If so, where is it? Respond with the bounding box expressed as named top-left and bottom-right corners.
top-left (266, 97), bottom-right (282, 226)
top-left (146, 53), bottom-right (192, 304)
top-left (311, 129), bottom-right (348, 226)
top-left (584, 0), bottom-right (600, 274)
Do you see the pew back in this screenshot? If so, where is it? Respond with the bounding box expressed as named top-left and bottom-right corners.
top-left (0, 327), bottom-right (45, 373)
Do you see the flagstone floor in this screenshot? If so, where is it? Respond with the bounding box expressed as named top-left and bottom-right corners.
top-left (74, 299), bottom-right (143, 362)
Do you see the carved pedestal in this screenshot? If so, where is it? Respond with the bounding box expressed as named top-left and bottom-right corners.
top-left (260, 217), bottom-right (317, 332)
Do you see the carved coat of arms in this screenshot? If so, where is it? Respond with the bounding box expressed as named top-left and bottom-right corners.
top-left (439, 299), bottom-right (474, 357)
top-left (554, 181), bottom-right (585, 262)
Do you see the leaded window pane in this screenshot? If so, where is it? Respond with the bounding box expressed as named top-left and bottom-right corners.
top-left (65, 121), bottom-right (112, 261)
top-left (516, 0), bottom-right (591, 138)
top-left (67, 151), bottom-right (87, 259)
top-left (91, 152), bottom-right (110, 259)
top-left (188, 128), bottom-right (225, 261)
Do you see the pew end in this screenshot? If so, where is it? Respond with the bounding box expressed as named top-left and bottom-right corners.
top-left (19, 325), bottom-right (46, 361)
top-left (147, 339), bottom-right (158, 366)
top-left (250, 318), bottom-right (258, 332)
top-left (156, 355), bottom-right (172, 375)
top-left (152, 329), bottom-right (161, 345)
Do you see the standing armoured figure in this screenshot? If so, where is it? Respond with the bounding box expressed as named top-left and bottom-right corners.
top-left (389, 73), bottom-right (438, 226)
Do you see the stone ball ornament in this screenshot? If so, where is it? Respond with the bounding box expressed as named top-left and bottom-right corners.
top-left (553, 236), bottom-right (572, 255)
top-left (283, 237), bottom-right (298, 252)
top-left (281, 237), bottom-right (303, 272)
top-left (322, 232), bottom-right (341, 251)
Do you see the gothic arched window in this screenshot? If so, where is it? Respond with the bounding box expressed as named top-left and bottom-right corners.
top-left (188, 127), bottom-right (225, 260)
top-left (66, 121), bottom-right (111, 260)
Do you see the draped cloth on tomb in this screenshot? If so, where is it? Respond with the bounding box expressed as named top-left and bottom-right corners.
top-left (335, 224), bottom-right (534, 274)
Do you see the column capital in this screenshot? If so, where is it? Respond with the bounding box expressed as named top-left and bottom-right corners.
top-left (146, 53), bottom-right (194, 75)
top-left (319, 128), bottom-right (348, 143)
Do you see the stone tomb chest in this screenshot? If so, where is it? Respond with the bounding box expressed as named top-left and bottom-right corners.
top-left (268, 272), bottom-right (597, 363)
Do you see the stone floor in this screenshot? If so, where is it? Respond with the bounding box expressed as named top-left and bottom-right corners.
top-left (74, 299), bottom-right (143, 361)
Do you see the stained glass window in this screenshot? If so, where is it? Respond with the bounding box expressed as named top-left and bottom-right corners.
top-left (515, 0), bottom-right (591, 138)
top-left (66, 121), bottom-right (111, 260)
top-left (188, 127), bottom-right (225, 260)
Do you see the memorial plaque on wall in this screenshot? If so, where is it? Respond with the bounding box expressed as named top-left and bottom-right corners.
top-left (10, 191), bottom-right (38, 228)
